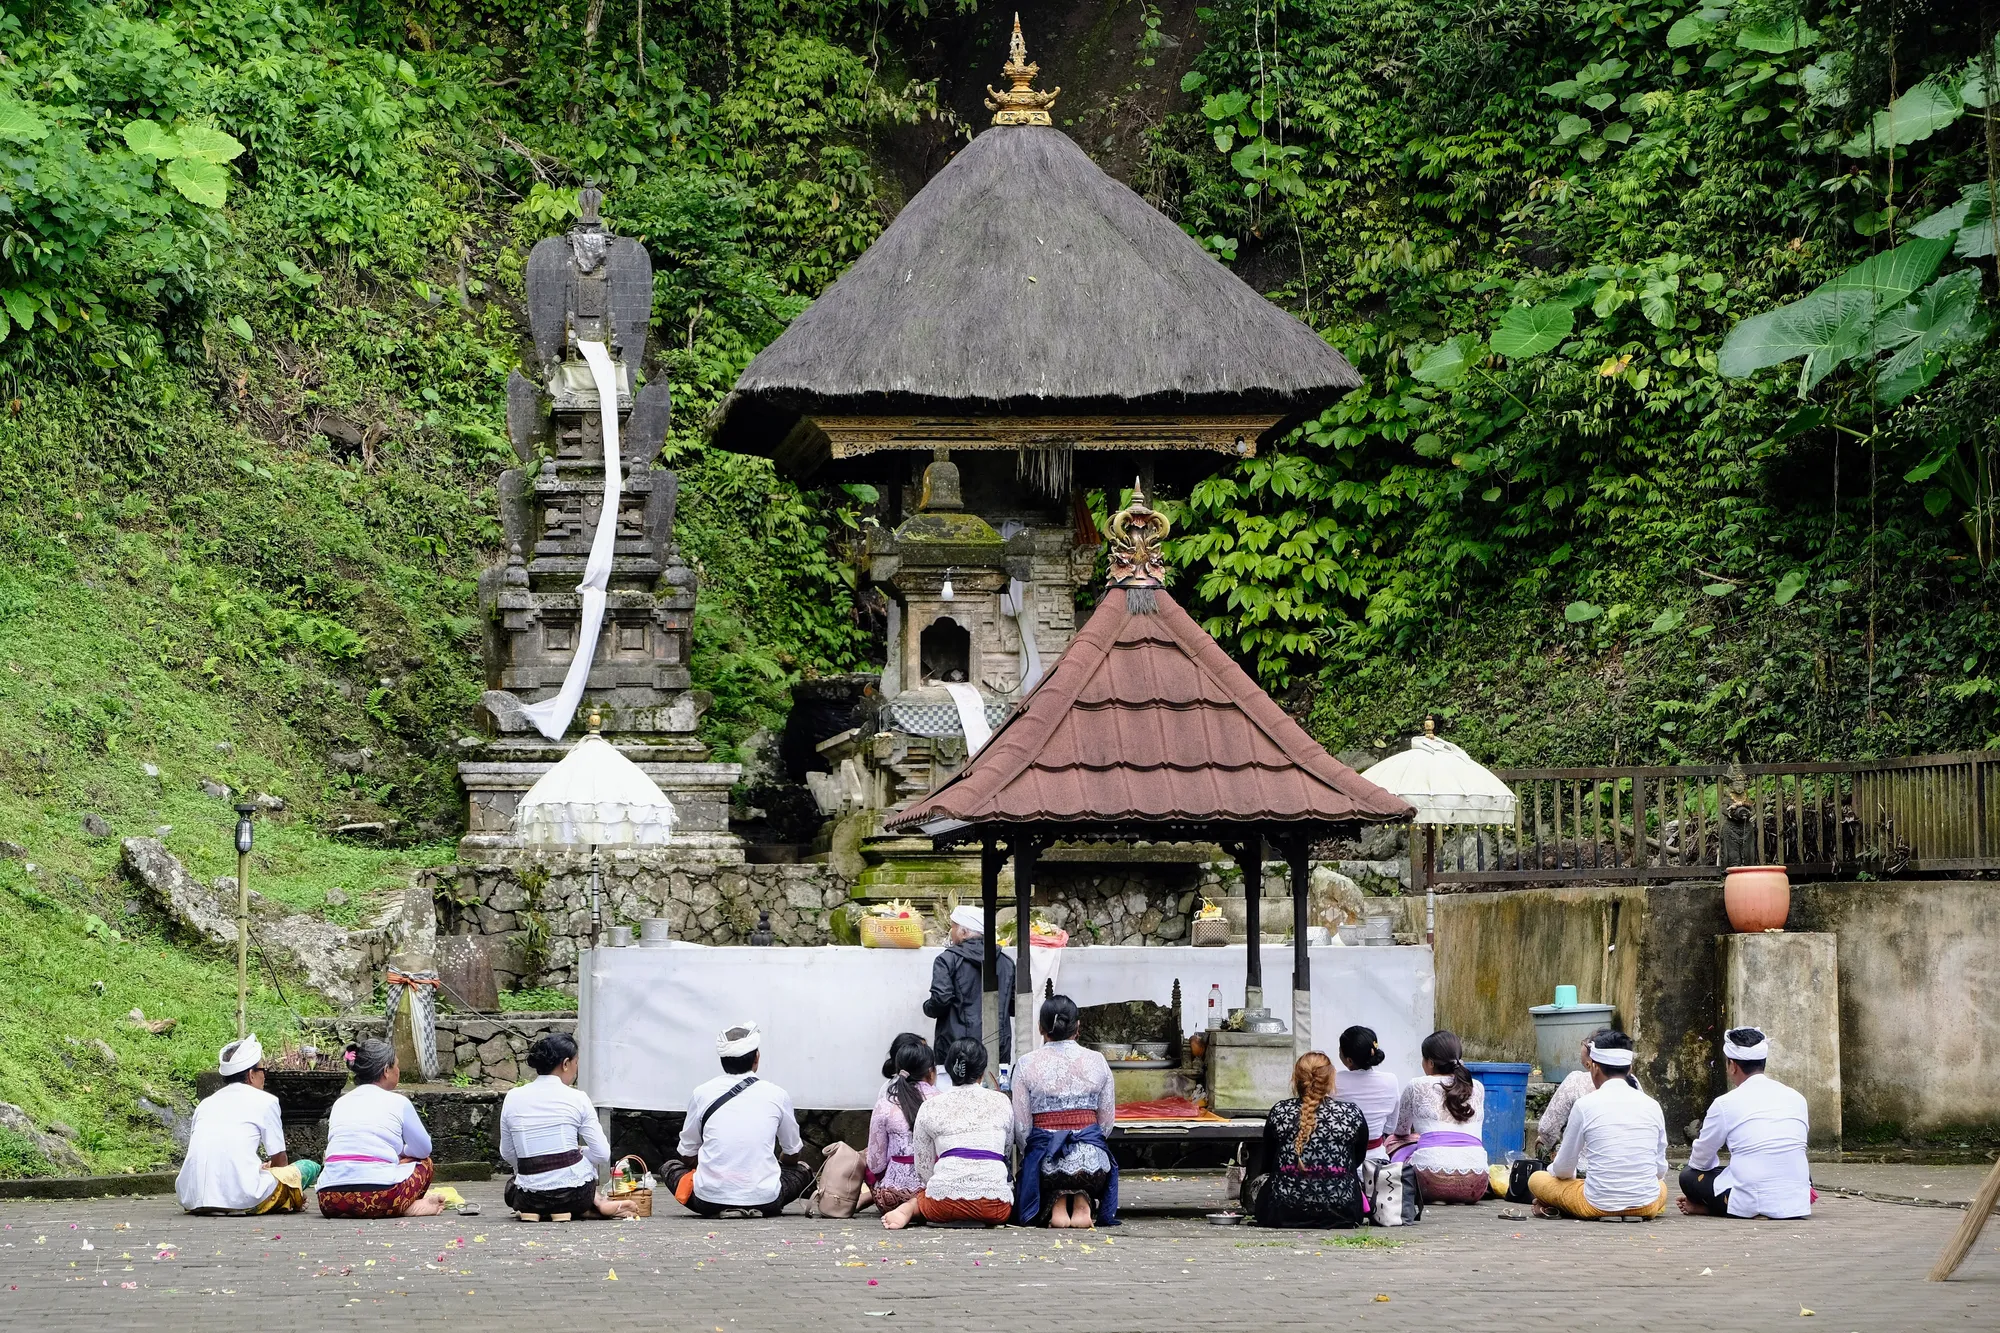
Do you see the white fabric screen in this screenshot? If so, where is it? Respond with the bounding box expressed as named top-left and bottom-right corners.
top-left (578, 944), bottom-right (1434, 1112)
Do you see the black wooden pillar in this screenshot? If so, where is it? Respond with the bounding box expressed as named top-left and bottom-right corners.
top-left (1287, 835), bottom-right (1313, 1057)
top-left (1230, 833), bottom-right (1264, 1010)
top-left (979, 837), bottom-right (1004, 1081)
top-left (1013, 835), bottom-right (1037, 1070)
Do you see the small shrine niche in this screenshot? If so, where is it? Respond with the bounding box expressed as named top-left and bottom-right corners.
top-left (919, 616), bottom-right (972, 684)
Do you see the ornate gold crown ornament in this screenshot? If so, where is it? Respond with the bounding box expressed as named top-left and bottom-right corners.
top-left (985, 14), bottom-right (1060, 126)
top-left (1106, 479), bottom-right (1171, 588)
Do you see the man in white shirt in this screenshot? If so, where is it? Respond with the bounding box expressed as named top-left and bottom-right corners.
top-left (1679, 1027), bottom-right (1813, 1219)
top-left (501, 1032), bottom-right (639, 1220)
top-left (176, 1035), bottom-right (319, 1214)
top-left (1528, 1033), bottom-right (1669, 1220)
top-left (663, 1021), bottom-right (813, 1217)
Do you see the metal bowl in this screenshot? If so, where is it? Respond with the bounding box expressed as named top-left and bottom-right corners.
top-left (1134, 1041), bottom-right (1170, 1059)
top-left (1094, 1042), bottom-right (1133, 1061)
top-left (1206, 1211), bottom-right (1246, 1226)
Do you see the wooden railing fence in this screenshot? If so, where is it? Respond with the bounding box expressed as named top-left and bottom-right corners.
top-left (1424, 752), bottom-right (2000, 887)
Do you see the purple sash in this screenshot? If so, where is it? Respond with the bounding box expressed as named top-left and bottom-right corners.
top-left (939, 1147), bottom-right (1008, 1162)
top-left (1389, 1130), bottom-right (1483, 1164)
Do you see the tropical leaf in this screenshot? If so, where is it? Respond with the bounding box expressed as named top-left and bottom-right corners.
top-left (1872, 269), bottom-right (1990, 405)
top-left (226, 313), bottom-right (254, 343)
top-left (1718, 286), bottom-right (1874, 387)
top-left (121, 119), bottom-right (179, 159)
top-left (1774, 569), bottom-right (1809, 606)
top-left (1736, 19), bottom-right (1817, 54)
top-left (1490, 301), bottom-right (1575, 358)
top-left (0, 98), bottom-right (50, 143)
top-left (2, 289), bottom-right (36, 328)
top-left (1820, 236), bottom-right (1951, 306)
top-left (1410, 334), bottom-right (1483, 388)
top-left (1564, 600), bottom-right (1602, 623)
top-left (1841, 77), bottom-right (1964, 156)
top-left (1666, 15), bottom-right (1716, 48)
top-left (163, 156), bottom-right (231, 208)
top-left (174, 124), bottom-right (244, 164)
top-left (1910, 184), bottom-right (1998, 259)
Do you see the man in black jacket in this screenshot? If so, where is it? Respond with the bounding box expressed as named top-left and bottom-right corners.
top-left (924, 905), bottom-right (1015, 1078)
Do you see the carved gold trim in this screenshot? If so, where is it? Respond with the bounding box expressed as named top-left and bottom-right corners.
top-left (985, 15), bottom-right (1059, 126)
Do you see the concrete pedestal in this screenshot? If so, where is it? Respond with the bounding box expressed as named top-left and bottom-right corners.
top-left (1717, 931), bottom-right (1841, 1150)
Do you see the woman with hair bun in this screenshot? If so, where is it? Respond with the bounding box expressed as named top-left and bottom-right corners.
top-left (1385, 1030), bottom-right (1489, 1204)
top-left (880, 1038), bottom-right (1014, 1229)
top-left (1010, 994), bottom-right (1119, 1228)
top-left (1335, 1025), bottom-right (1401, 1159)
top-left (316, 1039), bottom-right (446, 1218)
top-left (498, 1032), bottom-right (641, 1220)
top-left (1244, 1051), bottom-right (1370, 1227)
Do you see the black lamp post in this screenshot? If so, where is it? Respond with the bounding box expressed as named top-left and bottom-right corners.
top-left (234, 802), bottom-right (256, 1039)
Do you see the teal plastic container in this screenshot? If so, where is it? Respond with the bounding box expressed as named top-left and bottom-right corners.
top-left (1466, 1061), bottom-right (1533, 1162)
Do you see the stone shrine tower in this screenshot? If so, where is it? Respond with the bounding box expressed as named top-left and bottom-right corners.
top-left (458, 187), bottom-right (740, 862)
top-left (708, 21), bottom-right (1360, 908)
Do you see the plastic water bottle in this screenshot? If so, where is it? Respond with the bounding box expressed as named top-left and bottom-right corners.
top-left (1207, 983), bottom-right (1223, 1030)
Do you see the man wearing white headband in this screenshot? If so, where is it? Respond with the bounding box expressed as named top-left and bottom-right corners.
top-left (662, 1021), bottom-right (812, 1217)
top-left (1679, 1026), bottom-right (1811, 1218)
top-left (1527, 1031), bottom-right (1669, 1220)
top-left (922, 904), bottom-right (1015, 1080)
top-left (175, 1035), bottom-right (319, 1214)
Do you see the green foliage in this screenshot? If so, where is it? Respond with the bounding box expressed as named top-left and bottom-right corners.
top-left (1163, 0), bottom-right (2000, 757)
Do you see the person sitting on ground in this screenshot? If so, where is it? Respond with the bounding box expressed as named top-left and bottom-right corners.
top-left (866, 1036), bottom-right (936, 1214)
top-left (176, 1034), bottom-right (319, 1215)
top-left (316, 1039), bottom-right (446, 1218)
top-left (662, 1021), bottom-right (813, 1217)
top-left (1335, 1025), bottom-right (1401, 1160)
top-left (1678, 1027), bottom-right (1812, 1220)
top-left (1244, 1051), bottom-right (1370, 1228)
top-left (1536, 1027), bottom-right (1634, 1156)
top-left (499, 1032), bottom-right (640, 1220)
top-left (882, 1038), bottom-right (1015, 1229)
top-left (1385, 1030), bottom-right (1490, 1203)
top-left (923, 906), bottom-right (1015, 1077)
top-left (1528, 1032), bottom-right (1668, 1221)
top-left (1011, 995), bottom-right (1119, 1228)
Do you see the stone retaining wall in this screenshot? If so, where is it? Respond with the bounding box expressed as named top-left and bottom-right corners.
top-left (430, 855), bottom-right (853, 989)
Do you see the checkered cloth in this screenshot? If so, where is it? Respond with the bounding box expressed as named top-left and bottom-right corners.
top-left (882, 699), bottom-right (1009, 737)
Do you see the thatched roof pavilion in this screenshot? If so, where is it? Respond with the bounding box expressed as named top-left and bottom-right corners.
top-left (707, 21), bottom-right (1357, 477)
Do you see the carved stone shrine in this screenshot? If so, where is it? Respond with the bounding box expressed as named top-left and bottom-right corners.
top-left (458, 186), bottom-right (741, 863)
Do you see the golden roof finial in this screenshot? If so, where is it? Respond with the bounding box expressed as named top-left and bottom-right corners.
top-left (1106, 477), bottom-right (1171, 588)
top-left (985, 14), bottom-right (1060, 126)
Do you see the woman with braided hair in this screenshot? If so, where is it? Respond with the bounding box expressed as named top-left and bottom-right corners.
top-left (1243, 1051), bottom-right (1370, 1228)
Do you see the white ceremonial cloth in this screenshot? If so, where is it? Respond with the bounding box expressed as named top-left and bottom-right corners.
top-left (579, 943), bottom-right (1432, 1111)
top-left (676, 1074), bottom-right (803, 1205)
top-left (501, 1075), bottom-right (608, 1192)
top-left (318, 1084), bottom-right (432, 1190)
top-left (941, 682), bottom-right (993, 754)
top-left (1550, 1078), bottom-right (1668, 1212)
top-left (1688, 1073), bottom-right (1812, 1218)
top-left (175, 1082), bottom-right (285, 1212)
top-left (520, 339), bottom-right (621, 741)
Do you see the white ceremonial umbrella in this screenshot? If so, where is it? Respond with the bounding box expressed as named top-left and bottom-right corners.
top-left (514, 711), bottom-right (677, 944)
top-left (1360, 717), bottom-right (1517, 944)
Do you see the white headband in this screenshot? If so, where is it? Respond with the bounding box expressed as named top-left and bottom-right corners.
top-left (949, 905), bottom-right (986, 935)
top-left (716, 1022), bottom-right (762, 1058)
top-left (1588, 1043), bottom-right (1635, 1068)
top-left (1723, 1034), bottom-right (1770, 1062)
top-left (218, 1034), bottom-right (263, 1076)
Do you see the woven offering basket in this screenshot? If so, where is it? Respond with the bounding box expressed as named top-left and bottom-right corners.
top-left (861, 915), bottom-right (926, 949)
top-left (1191, 918), bottom-right (1230, 947)
top-left (609, 1156), bottom-right (654, 1217)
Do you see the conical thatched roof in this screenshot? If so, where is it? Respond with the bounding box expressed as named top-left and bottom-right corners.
top-left (708, 125), bottom-right (1358, 457)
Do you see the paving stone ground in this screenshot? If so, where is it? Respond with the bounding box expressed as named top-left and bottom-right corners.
top-left (1, 1171), bottom-right (1994, 1332)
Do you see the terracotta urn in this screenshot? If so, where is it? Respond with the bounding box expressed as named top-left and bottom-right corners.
top-left (1723, 865), bottom-right (1791, 932)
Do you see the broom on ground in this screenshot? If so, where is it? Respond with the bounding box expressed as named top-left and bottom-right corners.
top-left (1927, 1156), bottom-right (2000, 1281)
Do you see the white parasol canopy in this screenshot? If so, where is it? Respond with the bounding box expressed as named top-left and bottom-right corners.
top-left (1360, 724), bottom-right (1516, 826)
top-left (515, 730), bottom-right (677, 848)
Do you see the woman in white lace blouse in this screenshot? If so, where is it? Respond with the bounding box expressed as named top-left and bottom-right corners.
top-left (1010, 995), bottom-right (1119, 1227)
top-left (881, 1038), bottom-right (1014, 1229)
top-left (1385, 1029), bottom-right (1489, 1204)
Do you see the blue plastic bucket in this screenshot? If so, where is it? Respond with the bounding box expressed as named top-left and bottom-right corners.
top-left (1466, 1061), bottom-right (1533, 1162)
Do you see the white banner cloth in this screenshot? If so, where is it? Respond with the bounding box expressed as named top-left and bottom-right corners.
top-left (578, 943), bottom-right (1433, 1112)
top-left (521, 339), bottom-right (621, 741)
